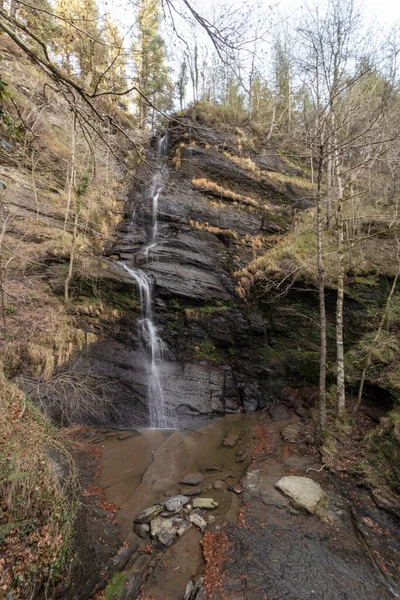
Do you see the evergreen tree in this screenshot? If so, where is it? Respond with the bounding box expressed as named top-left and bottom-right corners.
top-left (132, 0), bottom-right (173, 129)
top-left (55, 0), bottom-right (106, 87)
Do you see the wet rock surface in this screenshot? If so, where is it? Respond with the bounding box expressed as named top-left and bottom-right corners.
top-left (61, 121), bottom-right (301, 428)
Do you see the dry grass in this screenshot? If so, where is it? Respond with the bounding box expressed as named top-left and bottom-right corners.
top-left (223, 151), bottom-right (314, 191)
top-left (192, 177), bottom-right (259, 207)
top-left (0, 366), bottom-right (78, 597)
top-left (189, 219), bottom-right (268, 257)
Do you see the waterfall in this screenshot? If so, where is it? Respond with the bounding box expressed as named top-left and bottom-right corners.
top-left (123, 265), bottom-right (168, 429)
top-left (122, 135), bottom-right (170, 428)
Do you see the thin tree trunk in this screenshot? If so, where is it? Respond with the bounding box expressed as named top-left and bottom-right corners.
top-left (10, 0), bottom-right (17, 18)
top-left (266, 104), bottom-right (276, 142)
top-left (326, 145), bottom-right (333, 229)
top-left (317, 149), bottom-right (327, 433)
top-left (353, 269), bottom-right (400, 415)
top-left (64, 113), bottom-right (76, 232)
top-left (64, 211), bottom-right (79, 303)
top-left (334, 144), bottom-right (346, 418)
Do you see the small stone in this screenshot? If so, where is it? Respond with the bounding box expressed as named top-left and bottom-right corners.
top-left (207, 515), bottom-right (216, 524)
top-left (163, 495), bottom-right (190, 512)
top-left (177, 521), bottom-right (193, 537)
top-left (236, 450), bottom-right (249, 463)
top-left (183, 581), bottom-right (194, 600)
top-left (161, 510), bottom-right (180, 517)
top-left (222, 432), bottom-right (239, 447)
top-left (189, 513), bottom-right (207, 532)
top-left (181, 487), bottom-right (203, 496)
top-left (213, 480), bottom-right (224, 490)
top-left (180, 473), bottom-right (204, 486)
top-left (186, 504), bottom-right (192, 512)
top-left (133, 523), bottom-right (150, 538)
top-left (206, 466), bottom-right (223, 472)
top-left (192, 498), bottom-right (218, 510)
top-left (134, 505), bottom-right (163, 524)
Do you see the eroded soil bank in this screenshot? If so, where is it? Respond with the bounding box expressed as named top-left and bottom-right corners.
top-left (78, 408), bottom-right (400, 600)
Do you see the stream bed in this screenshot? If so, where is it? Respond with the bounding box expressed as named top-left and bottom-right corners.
top-left (88, 409), bottom-right (400, 600)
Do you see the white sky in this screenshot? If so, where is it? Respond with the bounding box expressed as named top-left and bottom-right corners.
top-left (279, 0), bottom-right (400, 23)
top-left (102, 0), bottom-right (400, 29)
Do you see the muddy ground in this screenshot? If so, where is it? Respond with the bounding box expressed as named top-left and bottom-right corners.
top-left (71, 407), bottom-right (400, 600)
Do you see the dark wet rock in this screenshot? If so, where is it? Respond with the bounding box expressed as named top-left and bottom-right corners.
top-left (133, 523), bottom-right (150, 538)
top-left (276, 476), bottom-right (327, 516)
top-left (150, 517), bottom-right (176, 547)
top-left (134, 505), bottom-right (163, 524)
top-left (192, 497), bottom-right (218, 509)
top-left (372, 489), bottom-right (400, 517)
top-left (119, 572), bottom-right (143, 600)
top-left (181, 487), bottom-right (203, 496)
top-left (222, 432), bottom-right (239, 447)
top-left (180, 473), bottom-right (204, 486)
top-left (269, 404), bottom-right (292, 421)
top-left (225, 502), bottom-right (393, 600)
top-left (177, 521), bottom-right (193, 537)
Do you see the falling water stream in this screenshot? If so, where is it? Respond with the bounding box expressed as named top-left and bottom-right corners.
top-left (123, 135), bottom-right (170, 429)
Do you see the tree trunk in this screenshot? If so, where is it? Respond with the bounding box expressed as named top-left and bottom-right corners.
top-left (326, 144), bottom-right (333, 229)
top-left (334, 144), bottom-right (346, 418)
top-left (64, 113), bottom-right (76, 232)
top-left (317, 150), bottom-right (327, 433)
top-left (64, 211), bottom-right (79, 303)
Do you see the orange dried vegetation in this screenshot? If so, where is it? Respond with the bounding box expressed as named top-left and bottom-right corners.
top-left (202, 530), bottom-right (232, 599)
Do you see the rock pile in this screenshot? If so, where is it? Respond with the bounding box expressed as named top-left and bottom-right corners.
top-left (133, 493), bottom-right (218, 549)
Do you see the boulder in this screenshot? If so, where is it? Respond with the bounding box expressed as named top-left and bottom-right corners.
top-left (275, 476), bottom-right (327, 515)
top-left (163, 495), bottom-right (190, 512)
top-left (150, 517), bottom-right (176, 547)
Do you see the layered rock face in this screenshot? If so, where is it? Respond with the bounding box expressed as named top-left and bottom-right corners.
top-left (77, 119), bottom-right (309, 427)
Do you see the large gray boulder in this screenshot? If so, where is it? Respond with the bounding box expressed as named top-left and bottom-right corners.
top-left (275, 476), bottom-right (327, 515)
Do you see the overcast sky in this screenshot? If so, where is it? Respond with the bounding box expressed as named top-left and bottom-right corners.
top-left (101, 0), bottom-right (400, 30)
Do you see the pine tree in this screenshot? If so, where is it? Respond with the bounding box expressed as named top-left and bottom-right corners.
top-left (55, 0), bottom-right (106, 87)
top-left (132, 0), bottom-right (173, 129)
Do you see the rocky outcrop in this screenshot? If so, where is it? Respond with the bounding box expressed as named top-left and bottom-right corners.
top-left (51, 119), bottom-right (308, 427)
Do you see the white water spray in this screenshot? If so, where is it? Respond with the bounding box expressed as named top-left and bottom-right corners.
top-left (122, 134), bottom-right (170, 428)
top-left (123, 265), bottom-right (168, 428)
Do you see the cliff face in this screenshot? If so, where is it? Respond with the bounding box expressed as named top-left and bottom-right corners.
top-left (66, 117), bottom-right (312, 428)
